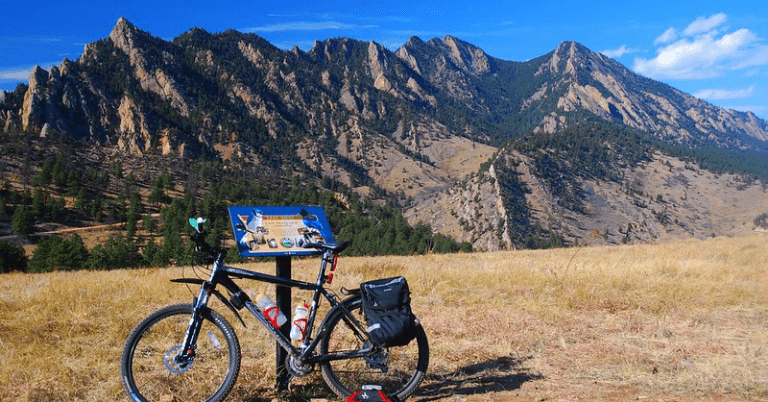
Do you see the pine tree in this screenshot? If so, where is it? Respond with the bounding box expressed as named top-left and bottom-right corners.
top-left (0, 240), bottom-right (28, 273)
top-left (11, 204), bottom-right (34, 238)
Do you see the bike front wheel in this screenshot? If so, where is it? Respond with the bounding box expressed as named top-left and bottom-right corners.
top-left (319, 296), bottom-right (429, 400)
top-left (120, 304), bottom-right (241, 402)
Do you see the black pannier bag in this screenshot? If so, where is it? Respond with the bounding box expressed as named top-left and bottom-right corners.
top-left (360, 276), bottom-right (418, 347)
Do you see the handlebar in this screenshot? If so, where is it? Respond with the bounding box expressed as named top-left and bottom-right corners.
top-left (190, 230), bottom-right (225, 262)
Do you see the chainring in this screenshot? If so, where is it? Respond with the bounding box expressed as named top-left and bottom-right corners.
top-left (286, 355), bottom-right (314, 378)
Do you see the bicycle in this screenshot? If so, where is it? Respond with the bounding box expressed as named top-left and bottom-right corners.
top-left (120, 217), bottom-right (429, 402)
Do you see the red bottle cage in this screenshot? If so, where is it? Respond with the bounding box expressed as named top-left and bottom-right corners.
top-left (327, 253), bottom-right (339, 284)
top-left (263, 306), bottom-right (281, 327)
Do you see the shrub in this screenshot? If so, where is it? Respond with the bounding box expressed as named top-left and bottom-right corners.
top-left (754, 213), bottom-right (768, 230)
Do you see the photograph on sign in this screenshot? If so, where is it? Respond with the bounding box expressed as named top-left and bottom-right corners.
top-left (228, 206), bottom-right (334, 257)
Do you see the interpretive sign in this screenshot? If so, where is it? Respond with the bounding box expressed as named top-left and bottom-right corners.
top-left (228, 205), bottom-right (334, 257)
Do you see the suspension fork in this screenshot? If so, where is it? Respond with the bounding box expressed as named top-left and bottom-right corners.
top-left (177, 254), bottom-right (225, 363)
top-left (174, 280), bottom-right (216, 364)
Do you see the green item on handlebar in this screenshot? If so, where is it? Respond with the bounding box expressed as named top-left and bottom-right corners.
top-left (189, 217), bottom-right (207, 233)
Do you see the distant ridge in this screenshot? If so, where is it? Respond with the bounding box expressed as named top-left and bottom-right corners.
top-left (1, 18), bottom-right (766, 251)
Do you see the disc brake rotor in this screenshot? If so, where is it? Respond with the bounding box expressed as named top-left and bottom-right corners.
top-left (164, 345), bottom-right (193, 374)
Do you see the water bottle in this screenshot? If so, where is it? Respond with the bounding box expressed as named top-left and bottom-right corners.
top-left (256, 294), bottom-right (287, 328)
top-left (290, 303), bottom-right (309, 342)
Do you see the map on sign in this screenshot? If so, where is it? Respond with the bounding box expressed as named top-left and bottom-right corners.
top-left (228, 206), bottom-right (334, 257)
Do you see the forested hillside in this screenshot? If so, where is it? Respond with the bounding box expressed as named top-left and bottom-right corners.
top-left (0, 145), bottom-right (469, 273)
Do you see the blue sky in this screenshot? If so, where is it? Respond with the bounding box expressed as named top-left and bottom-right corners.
top-left (2, 0), bottom-right (768, 118)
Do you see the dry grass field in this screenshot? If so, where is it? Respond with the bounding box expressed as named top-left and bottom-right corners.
top-left (2, 233), bottom-right (768, 401)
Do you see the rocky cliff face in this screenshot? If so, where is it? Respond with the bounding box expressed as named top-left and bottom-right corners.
top-left (540, 42), bottom-right (768, 148)
top-left (111, 19), bottom-right (192, 116)
top-left (1, 18), bottom-right (767, 250)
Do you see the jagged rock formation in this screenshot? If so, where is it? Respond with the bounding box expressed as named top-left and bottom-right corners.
top-left (540, 42), bottom-right (768, 147)
top-left (1, 18), bottom-right (767, 250)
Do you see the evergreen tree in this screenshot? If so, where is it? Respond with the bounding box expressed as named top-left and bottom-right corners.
top-left (46, 196), bottom-right (66, 222)
top-left (11, 204), bottom-right (34, 239)
top-left (141, 237), bottom-right (163, 267)
top-left (148, 175), bottom-right (168, 207)
top-left (86, 234), bottom-right (143, 270)
top-left (0, 240), bottom-right (28, 273)
top-left (31, 187), bottom-right (45, 218)
top-left (28, 235), bottom-right (88, 272)
top-left (109, 194), bottom-right (127, 223)
top-left (126, 191), bottom-right (142, 238)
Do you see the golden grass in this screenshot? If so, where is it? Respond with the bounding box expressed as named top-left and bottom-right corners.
top-left (2, 233), bottom-right (768, 401)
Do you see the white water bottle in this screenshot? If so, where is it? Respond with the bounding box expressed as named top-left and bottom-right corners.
top-left (257, 294), bottom-right (287, 328)
top-left (290, 303), bottom-right (309, 341)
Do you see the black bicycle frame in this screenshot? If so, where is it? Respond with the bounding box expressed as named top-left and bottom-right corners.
top-left (176, 248), bottom-right (370, 367)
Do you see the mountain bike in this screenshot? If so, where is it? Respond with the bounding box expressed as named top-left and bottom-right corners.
top-left (120, 217), bottom-right (429, 402)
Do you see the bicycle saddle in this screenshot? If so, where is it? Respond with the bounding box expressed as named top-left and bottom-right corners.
top-left (303, 241), bottom-right (351, 253)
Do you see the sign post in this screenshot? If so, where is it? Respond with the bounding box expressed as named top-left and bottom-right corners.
top-left (227, 205), bottom-right (334, 392)
top-left (275, 255), bottom-right (291, 391)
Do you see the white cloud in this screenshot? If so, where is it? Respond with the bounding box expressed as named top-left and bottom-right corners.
top-left (242, 21), bottom-right (365, 33)
top-left (694, 85), bottom-right (755, 100)
top-left (0, 66), bottom-right (34, 81)
top-left (683, 13), bottom-right (727, 36)
top-left (0, 62), bottom-right (62, 91)
top-left (655, 28), bottom-right (677, 45)
top-left (0, 62), bottom-right (58, 81)
top-left (600, 45), bottom-right (635, 58)
top-left (633, 13), bottom-right (768, 80)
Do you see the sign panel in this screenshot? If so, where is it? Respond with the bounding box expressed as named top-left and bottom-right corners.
top-left (228, 206), bottom-right (334, 257)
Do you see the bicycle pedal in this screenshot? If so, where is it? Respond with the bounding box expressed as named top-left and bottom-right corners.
top-left (363, 350), bottom-right (389, 373)
top-left (365, 360), bottom-right (388, 373)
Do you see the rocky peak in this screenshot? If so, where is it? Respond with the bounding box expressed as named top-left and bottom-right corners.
top-left (395, 34), bottom-right (491, 96)
top-left (547, 41), bottom-right (596, 77)
top-left (439, 35), bottom-right (492, 76)
top-left (108, 17), bottom-right (152, 75)
top-left (108, 17), bottom-right (190, 116)
top-left (410, 35), bottom-right (493, 76)
top-left (21, 66), bottom-right (51, 132)
top-left (109, 18), bottom-right (143, 55)
top-left (310, 38), bottom-right (346, 62)
top-left (395, 37), bottom-right (425, 74)
top-left (367, 40), bottom-right (390, 81)
top-left (536, 40), bottom-right (768, 148)
top-left (404, 36), bottom-right (426, 47)
top-left (27, 66), bottom-right (49, 92)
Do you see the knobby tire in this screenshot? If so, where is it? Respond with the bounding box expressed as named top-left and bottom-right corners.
top-left (120, 304), bottom-right (241, 402)
top-left (319, 296), bottom-right (429, 400)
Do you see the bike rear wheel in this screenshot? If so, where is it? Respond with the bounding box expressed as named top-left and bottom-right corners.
top-left (121, 304), bottom-right (241, 402)
top-left (319, 296), bottom-right (429, 400)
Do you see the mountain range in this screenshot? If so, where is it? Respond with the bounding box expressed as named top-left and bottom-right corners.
top-left (1, 17), bottom-right (767, 251)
